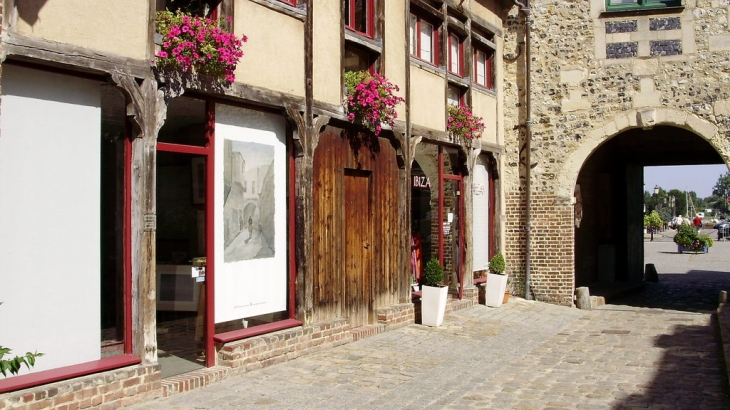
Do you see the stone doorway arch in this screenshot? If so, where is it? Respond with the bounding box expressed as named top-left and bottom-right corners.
top-left (558, 108), bottom-right (726, 301)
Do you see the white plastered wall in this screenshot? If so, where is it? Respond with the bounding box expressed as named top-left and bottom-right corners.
top-left (0, 65), bottom-right (101, 374)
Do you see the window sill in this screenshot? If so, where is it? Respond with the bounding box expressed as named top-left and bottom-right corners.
top-left (0, 354), bottom-right (141, 394)
top-left (472, 82), bottom-right (497, 96)
top-left (249, 0), bottom-right (306, 21)
top-left (345, 31), bottom-right (382, 55)
top-left (600, 5), bottom-right (684, 18)
top-left (447, 72), bottom-right (469, 87)
top-left (409, 56), bottom-right (443, 75)
top-left (214, 318), bottom-right (303, 343)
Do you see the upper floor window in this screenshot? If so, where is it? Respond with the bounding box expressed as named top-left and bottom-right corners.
top-left (344, 44), bottom-right (375, 73)
top-left (410, 13), bottom-right (439, 65)
top-left (447, 85), bottom-right (464, 107)
top-left (279, 0), bottom-right (298, 5)
top-left (163, 0), bottom-right (220, 17)
top-left (474, 47), bottom-right (494, 90)
top-left (448, 33), bottom-right (463, 76)
top-left (345, 0), bottom-right (374, 37)
top-left (606, 0), bottom-right (681, 11)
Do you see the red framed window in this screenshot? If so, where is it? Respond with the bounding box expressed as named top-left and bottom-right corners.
top-left (279, 0), bottom-right (297, 5)
top-left (410, 13), bottom-right (439, 65)
top-left (448, 33), bottom-right (463, 76)
top-left (345, 44), bottom-right (375, 73)
top-left (345, 0), bottom-right (374, 37)
top-left (474, 46), bottom-right (494, 89)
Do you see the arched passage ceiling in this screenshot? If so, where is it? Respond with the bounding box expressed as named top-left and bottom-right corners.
top-left (588, 126), bottom-right (724, 168)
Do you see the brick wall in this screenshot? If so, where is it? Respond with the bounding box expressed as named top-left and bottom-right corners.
top-left (0, 365), bottom-right (160, 410)
top-left (217, 319), bottom-right (352, 372)
top-left (505, 191), bottom-right (575, 306)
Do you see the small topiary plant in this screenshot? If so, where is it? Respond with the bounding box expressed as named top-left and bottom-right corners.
top-left (422, 257), bottom-right (444, 287)
top-left (488, 252), bottom-right (506, 275)
top-left (1, 302), bottom-right (42, 377)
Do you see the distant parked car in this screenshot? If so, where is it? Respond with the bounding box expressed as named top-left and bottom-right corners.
top-left (714, 220), bottom-right (730, 240)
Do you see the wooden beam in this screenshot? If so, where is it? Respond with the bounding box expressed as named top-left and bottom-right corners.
top-left (2, 33), bottom-right (150, 78)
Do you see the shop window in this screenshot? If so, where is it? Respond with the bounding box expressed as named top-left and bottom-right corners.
top-left (345, 0), bottom-right (374, 37)
top-left (448, 33), bottom-right (464, 76)
top-left (606, 0), bottom-right (681, 11)
top-left (0, 65), bottom-right (136, 392)
top-left (412, 144), bottom-right (464, 297)
top-left (410, 13), bottom-right (439, 65)
top-left (474, 46), bottom-right (494, 90)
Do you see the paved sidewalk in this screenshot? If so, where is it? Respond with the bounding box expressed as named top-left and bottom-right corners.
top-left (128, 239), bottom-right (730, 409)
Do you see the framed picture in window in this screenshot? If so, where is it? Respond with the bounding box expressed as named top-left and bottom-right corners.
top-left (191, 157), bottom-right (206, 204)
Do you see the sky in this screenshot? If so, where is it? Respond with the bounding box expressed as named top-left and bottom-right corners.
top-left (644, 164), bottom-right (729, 198)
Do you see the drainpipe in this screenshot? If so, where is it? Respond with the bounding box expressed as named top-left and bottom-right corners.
top-left (513, 0), bottom-right (533, 300)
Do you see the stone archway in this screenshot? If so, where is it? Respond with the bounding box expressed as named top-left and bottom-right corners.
top-left (556, 108), bottom-right (725, 299)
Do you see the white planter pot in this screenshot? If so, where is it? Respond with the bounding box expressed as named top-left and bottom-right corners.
top-left (486, 273), bottom-right (508, 307)
top-left (421, 285), bottom-right (448, 326)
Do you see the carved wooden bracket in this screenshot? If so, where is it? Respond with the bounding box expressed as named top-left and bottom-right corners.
top-left (394, 129), bottom-right (422, 170)
top-left (285, 104), bottom-right (330, 159)
top-left (110, 72), bottom-right (172, 140)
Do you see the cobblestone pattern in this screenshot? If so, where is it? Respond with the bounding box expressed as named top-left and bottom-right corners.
top-left (124, 258), bottom-right (730, 409)
top-left (0, 365), bottom-right (160, 410)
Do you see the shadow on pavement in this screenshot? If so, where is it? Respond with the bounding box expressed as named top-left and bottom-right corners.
top-left (605, 271), bottom-right (730, 313)
top-left (610, 322), bottom-right (729, 409)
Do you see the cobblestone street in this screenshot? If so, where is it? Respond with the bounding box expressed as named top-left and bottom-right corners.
top-left (129, 239), bottom-right (730, 409)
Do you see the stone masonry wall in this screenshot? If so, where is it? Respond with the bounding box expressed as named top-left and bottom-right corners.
top-left (501, 0), bottom-right (730, 304)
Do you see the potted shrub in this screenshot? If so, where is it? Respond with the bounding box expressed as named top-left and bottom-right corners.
top-left (486, 252), bottom-right (508, 307)
top-left (344, 70), bottom-right (405, 136)
top-left (674, 223), bottom-right (713, 253)
top-left (421, 257), bottom-right (448, 327)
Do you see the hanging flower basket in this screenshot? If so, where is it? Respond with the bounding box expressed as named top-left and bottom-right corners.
top-left (344, 71), bottom-right (405, 136)
top-left (154, 10), bottom-right (246, 84)
top-left (447, 105), bottom-right (485, 141)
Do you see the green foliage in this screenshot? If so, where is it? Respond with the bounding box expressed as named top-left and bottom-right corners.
top-left (488, 252), bottom-right (506, 275)
top-left (673, 223), bottom-right (714, 251)
top-left (422, 257), bottom-right (444, 287)
top-left (0, 303), bottom-right (43, 377)
top-left (644, 210), bottom-right (663, 229)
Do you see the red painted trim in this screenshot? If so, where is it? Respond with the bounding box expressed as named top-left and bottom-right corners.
top-left (345, 0), bottom-right (374, 38)
top-left (213, 319), bottom-right (303, 343)
top-left (488, 156), bottom-right (497, 258)
top-left (458, 177), bottom-right (464, 300)
top-left (0, 355), bottom-right (140, 394)
top-left (124, 121), bottom-right (133, 354)
top-left (448, 33), bottom-right (463, 76)
top-left (205, 102), bottom-right (216, 368)
top-left (288, 137), bottom-right (297, 320)
top-left (438, 147), bottom-right (444, 264)
top-left (156, 142), bottom-right (209, 155)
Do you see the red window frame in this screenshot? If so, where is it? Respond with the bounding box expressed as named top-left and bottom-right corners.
top-left (410, 13), bottom-right (439, 66)
top-left (474, 46), bottom-right (494, 89)
top-left (279, 0), bottom-right (297, 5)
top-left (345, 0), bottom-right (374, 38)
top-left (448, 33), bottom-right (463, 76)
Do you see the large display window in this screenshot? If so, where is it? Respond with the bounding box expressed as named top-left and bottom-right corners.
top-left (0, 65), bottom-right (135, 392)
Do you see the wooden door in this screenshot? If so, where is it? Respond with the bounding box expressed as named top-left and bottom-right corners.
top-left (344, 169), bottom-right (372, 327)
